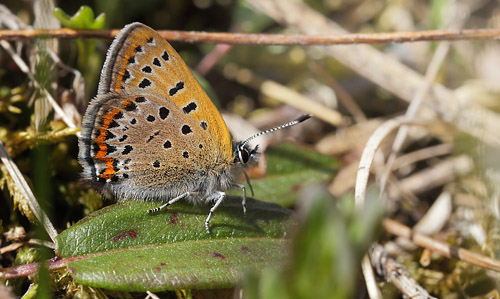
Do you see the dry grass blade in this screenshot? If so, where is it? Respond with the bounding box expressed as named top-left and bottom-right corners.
top-left (392, 143), bottom-right (452, 170)
top-left (260, 80), bottom-right (342, 126)
top-left (354, 117), bottom-right (411, 209)
top-left (0, 141), bottom-right (57, 243)
top-left (392, 155), bottom-right (472, 197)
top-left (361, 254), bottom-right (382, 299)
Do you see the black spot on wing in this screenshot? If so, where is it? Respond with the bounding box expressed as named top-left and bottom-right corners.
top-left (124, 102), bottom-right (137, 112)
top-left (106, 145), bottom-right (117, 154)
top-left (104, 131), bottom-right (116, 140)
top-left (108, 120), bottom-right (119, 129)
top-left (169, 81), bottom-right (185, 96)
top-left (181, 125), bottom-right (192, 135)
top-left (122, 145), bottom-right (133, 155)
top-left (159, 107), bottom-right (169, 120)
top-left (152, 57), bottom-right (161, 67)
top-left (114, 112), bottom-right (123, 119)
top-left (121, 70), bottom-right (130, 82)
top-left (182, 102), bottom-right (197, 114)
top-left (138, 78), bottom-right (151, 89)
top-left (162, 50), bottom-right (169, 61)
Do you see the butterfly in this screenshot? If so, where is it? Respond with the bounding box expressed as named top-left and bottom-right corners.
top-left (79, 22), bottom-right (310, 232)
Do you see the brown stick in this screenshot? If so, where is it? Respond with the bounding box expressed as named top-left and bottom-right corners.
top-left (0, 28), bottom-right (499, 44)
top-left (383, 218), bottom-right (500, 272)
top-left (369, 243), bottom-right (436, 299)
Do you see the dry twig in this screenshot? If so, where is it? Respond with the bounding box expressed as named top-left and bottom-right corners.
top-left (369, 243), bottom-right (437, 299)
top-left (0, 28), bottom-right (499, 45)
top-left (383, 218), bottom-right (500, 272)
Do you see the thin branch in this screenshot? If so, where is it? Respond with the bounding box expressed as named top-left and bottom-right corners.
top-left (0, 255), bottom-right (76, 279)
top-left (0, 28), bottom-right (499, 45)
top-left (369, 243), bottom-right (437, 299)
top-left (382, 218), bottom-right (500, 272)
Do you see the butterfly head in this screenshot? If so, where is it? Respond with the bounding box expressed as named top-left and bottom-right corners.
top-left (233, 142), bottom-right (259, 166)
top-left (232, 114), bottom-right (312, 167)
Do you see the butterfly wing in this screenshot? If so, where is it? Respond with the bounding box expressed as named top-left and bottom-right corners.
top-left (98, 23), bottom-right (232, 164)
top-left (79, 91), bottom-right (223, 200)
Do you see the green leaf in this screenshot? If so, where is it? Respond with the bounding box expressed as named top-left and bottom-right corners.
top-left (67, 238), bottom-right (287, 291)
top-left (54, 6), bottom-right (105, 30)
top-left (233, 143), bottom-right (337, 207)
top-left (56, 198), bottom-right (293, 291)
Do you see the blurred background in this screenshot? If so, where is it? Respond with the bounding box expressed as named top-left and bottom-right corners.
top-left (1, 0), bottom-right (500, 298)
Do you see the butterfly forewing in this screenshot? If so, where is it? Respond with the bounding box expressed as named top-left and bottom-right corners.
top-left (98, 22), bottom-right (232, 164)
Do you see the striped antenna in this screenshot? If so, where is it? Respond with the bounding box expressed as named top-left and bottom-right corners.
top-left (240, 114), bottom-right (312, 148)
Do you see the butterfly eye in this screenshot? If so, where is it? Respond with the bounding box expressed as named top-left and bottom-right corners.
top-left (239, 147), bottom-right (250, 164)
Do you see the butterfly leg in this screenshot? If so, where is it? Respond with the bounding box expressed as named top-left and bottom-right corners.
top-left (147, 191), bottom-right (190, 213)
top-left (231, 182), bottom-right (247, 216)
top-left (205, 191), bottom-right (226, 233)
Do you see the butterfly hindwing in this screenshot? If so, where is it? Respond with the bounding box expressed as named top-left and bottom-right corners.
top-left (79, 91), bottom-right (221, 200)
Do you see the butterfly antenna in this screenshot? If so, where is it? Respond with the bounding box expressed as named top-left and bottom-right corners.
top-left (240, 114), bottom-right (312, 148)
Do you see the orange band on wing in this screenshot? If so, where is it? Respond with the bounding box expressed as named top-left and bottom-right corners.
top-left (94, 109), bottom-right (122, 179)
